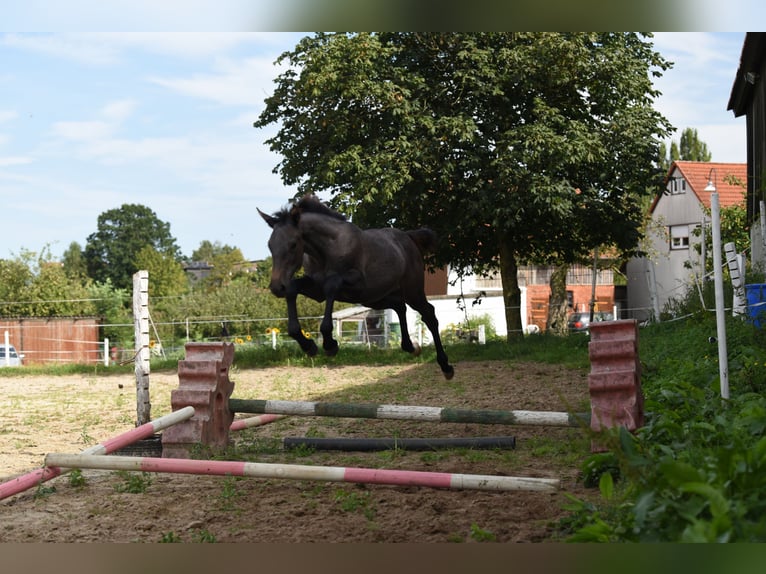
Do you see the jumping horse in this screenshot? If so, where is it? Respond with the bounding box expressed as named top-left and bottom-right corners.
top-left (258, 195), bottom-right (454, 379)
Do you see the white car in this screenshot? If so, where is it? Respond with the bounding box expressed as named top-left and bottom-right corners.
top-left (0, 344), bottom-right (24, 367)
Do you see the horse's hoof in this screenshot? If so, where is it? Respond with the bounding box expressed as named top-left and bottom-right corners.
top-left (324, 341), bottom-right (339, 357)
top-left (303, 340), bottom-right (318, 356)
top-left (443, 366), bottom-right (455, 380)
top-left (411, 343), bottom-right (422, 357)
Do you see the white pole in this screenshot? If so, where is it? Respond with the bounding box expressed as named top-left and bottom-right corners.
top-left (711, 192), bottom-right (730, 399)
top-left (725, 242), bottom-right (746, 317)
top-left (271, 328), bottom-right (277, 350)
top-left (133, 270), bottom-right (151, 425)
top-left (104, 338), bottom-right (109, 366)
top-left (3, 331), bottom-right (9, 367)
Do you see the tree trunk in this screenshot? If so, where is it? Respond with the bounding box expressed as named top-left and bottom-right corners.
top-left (547, 264), bottom-right (570, 336)
top-left (498, 237), bottom-right (523, 341)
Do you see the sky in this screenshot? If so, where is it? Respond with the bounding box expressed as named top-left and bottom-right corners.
top-left (0, 31), bottom-right (750, 263)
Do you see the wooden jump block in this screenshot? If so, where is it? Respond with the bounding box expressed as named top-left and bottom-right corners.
top-left (588, 319), bottom-right (644, 452)
top-left (161, 342), bottom-right (236, 458)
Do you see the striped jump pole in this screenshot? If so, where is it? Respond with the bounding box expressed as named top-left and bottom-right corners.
top-left (230, 414), bottom-right (286, 432)
top-left (0, 406), bottom-right (195, 502)
top-left (44, 453), bottom-right (560, 492)
top-left (228, 398), bottom-right (589, 428)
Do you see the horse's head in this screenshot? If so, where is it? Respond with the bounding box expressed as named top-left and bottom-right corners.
top-left (258, 206), bottom-right (304, 298)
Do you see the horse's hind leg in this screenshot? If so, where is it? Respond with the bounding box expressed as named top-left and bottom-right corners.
top-left (408, 297), bottom-right (454, 380)
top-left (391, 302), bottom-right (421, 356)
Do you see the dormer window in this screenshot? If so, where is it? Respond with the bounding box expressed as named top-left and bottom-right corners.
top-left (669, 177), bottom-right (686, 195)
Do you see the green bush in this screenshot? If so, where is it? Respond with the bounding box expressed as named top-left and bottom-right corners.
top-left (561, 313), bottom-right (766, 542)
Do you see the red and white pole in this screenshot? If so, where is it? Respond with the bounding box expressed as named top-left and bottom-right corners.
top-left (44, 452), bottom-right (559, 492)
top-left (0, 406), bottom-right (195, 501)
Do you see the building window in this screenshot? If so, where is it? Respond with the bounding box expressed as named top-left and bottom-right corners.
top-left (668, 177), bottom-right (687, 195)
top-left (670, 225), bottom-right (690, 249)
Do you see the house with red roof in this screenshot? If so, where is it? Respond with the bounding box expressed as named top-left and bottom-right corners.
top-left (626, 161), bottom-right (747, 321)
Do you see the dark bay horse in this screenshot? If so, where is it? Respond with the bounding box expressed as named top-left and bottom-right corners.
top-left (258, 195), bottom-right (454, 380)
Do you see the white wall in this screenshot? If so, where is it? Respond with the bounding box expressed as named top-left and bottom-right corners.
top-left (395, 288), bottom-right (529, 343)
top-left (627, 174), bottom-right (707, 320)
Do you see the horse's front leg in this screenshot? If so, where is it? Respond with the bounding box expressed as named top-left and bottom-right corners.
top-left (286, 278), bottom-right (319, 356)
top-left (319, 275), bottom-right (343, 356)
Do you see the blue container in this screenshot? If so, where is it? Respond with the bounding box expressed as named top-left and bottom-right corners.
top-left (745, 284), bottom-right (766, 328)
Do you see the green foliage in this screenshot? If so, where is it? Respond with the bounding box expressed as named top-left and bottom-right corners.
top-left (192, 529), bottom-right (217, 543)
top-left (256, 32), bottom-right (673, 337)
top-left (659, 127), bottom-right (712, 173)
top-left (0, 247), bottom-right (96, 317)
top-left (561, 314), bottom-right (766, 542)
top-left (68, 469), bottom-right (86, 488)
top-left (469, 523), bottom-right (497, 542)
top-left (159, 531), bottom-right (182, 543)
top-left (190, 240), bottom-right (250, 290)
top-left (113, 471), bottom-right (152, 494)
top-left (334, 488), bottom-right (376, 521)
top-left (134, 245), bottom-right (189, 299)
top-left (84, 203), bottom-right (181, 290)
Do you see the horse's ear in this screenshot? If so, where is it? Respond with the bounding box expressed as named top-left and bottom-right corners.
top-left (257, 208), bottom-right (278, 229)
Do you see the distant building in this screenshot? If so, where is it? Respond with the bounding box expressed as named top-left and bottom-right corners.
top-left (625, 161), bottom-right (747, 321)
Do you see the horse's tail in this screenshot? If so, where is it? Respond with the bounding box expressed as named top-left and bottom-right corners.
top-left (406, 228), bottom-right (438, 255)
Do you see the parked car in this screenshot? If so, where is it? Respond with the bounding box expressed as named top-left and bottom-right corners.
top-left (0, 344), bottom-right (24, 367)
top-left (567, 311), bottom-right (614, 334)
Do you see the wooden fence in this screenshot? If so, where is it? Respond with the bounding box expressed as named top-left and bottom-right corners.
top-left (0, 317), bottom-right (102, 365)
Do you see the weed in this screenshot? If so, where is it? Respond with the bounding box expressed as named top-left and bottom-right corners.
top-left (113, 471), bottom-right (152, 494)
top-left (218, 476), bottom-right (244, 510)
top-left (33, 484), bottom-right (56, 500)
top-left (68, 469), bottom-right (86, 488)
top-left (79, 425), bottom-right (95, 446)
top-left (159, 531), bottom-right (182, 543)
top-left (334, 488), bottom-right (376, 521)
top-left (192, 529), bottom-right (217, 543)
top-left (469, 523), bottom-right (496, 542)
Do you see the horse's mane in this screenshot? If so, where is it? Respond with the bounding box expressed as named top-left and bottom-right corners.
top-left (294, 195), bottom-right (347, 221)
top-left (271, 194), bottom-right (347, 225)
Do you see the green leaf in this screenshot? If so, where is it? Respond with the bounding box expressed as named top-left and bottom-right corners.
top-left (599, 471), bottom-right (615, 501)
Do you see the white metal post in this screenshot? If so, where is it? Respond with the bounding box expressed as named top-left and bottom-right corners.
top-left (104, 337), bottom-right (109, 366)
top-left (711, 192), bottom-right (730, 399)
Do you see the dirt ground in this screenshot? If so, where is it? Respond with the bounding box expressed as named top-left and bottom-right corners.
top-left (0, 359), bottom-right (596, 543)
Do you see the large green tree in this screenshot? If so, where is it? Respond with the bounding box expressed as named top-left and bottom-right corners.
top-left (255, 33), bottom-right (672, 339)
top-left (0, 247), bottom-right (95, 317)
top-left (658, 127), bottom-right (712, 173)
top-left (84, 204), bottom-right (181, 290)
top-left (191, 240), bottom-right (249, 290)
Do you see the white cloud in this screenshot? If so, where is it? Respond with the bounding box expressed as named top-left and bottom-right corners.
top-left (0, 156), bottom-right (33, 167)
top-left (148, 55), bottom-right (285, 107)
top-left (51, 99), bottom-right (136, 142)
top-left (1, 34), bottom-right (123, 66)
top-left (2, 32), bottom-right (301, 66)
top-left (0, 111), bottom-right (19, 123)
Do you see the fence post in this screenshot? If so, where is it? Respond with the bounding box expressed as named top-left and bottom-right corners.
top-left (133, 270), bottom-right (151, 426)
